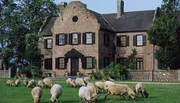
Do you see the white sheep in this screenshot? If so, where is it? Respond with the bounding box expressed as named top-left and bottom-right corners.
top-left (95, 81), bottom-right (105, 92)
top-left (75, 78), bottom-right (86, 87)
top-left (43, 78), bottom-right (53, 88)
top-left (87, 83), bottom-right (98, 102)
top-left (78, 86), bottom-right (92, 103)
top-left (31, 87), bottom-right (42, 103)
top-left (23, 79), bottom-right (28, 86)
top-left (15, 79), bottom-right (21, 87)
top-left (66, 78), bottom-right (72, 87)
top-left (104, 81), bottom-right (115, 91)
top-left (6, 80), bottom-right (15, 87)
top-left (37, 80), bottom-right (46, 88)
top-left (27, 80), bottom-right (36, 88)
top-left (50, 84), bottom-right (62, 103)
top-left (84, 77), bottom-right (90, 83)
top-left (135, 83), bottom-right (149, 98)
top-left (105, 83), bottom-right (136, 100)
top-left (70, 79), bottom-right (76, 87)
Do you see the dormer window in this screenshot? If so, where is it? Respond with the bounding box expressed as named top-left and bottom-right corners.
top-left (44, 39), bottom-right (52, 49)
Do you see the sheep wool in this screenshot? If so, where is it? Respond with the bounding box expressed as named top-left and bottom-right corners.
top-left (31, 87), bottom-right (42, 103)
top-left (50, 84), bottom-right (62, 103)
top-left (43, 78), bottom-right (53, 88)
top-left (78, 86), bottom-right (92, 102)
top-left (15, 79), bottom-right (21, 87)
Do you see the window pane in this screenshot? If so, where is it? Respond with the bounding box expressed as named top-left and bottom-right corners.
top-left (47, 39), bottom-right (52, 48)
top-left (137, 35), bottom-right (143, 46)
top-left (86, 33), bottom-right (92, 44)
top-left (72, 33), bottom-right (78, 44)
top-left (120, 36), bottom-right (126, 46)
top-left (59, 34), bottom-right (65, 45)
top-left (86, 58), bottom-right (92, 68)
top-left (59, 58), bottom-right (65, 69)
top-left (136, 58), bottom-right (143, 70)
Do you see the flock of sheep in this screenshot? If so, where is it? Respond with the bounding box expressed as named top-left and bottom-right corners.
top-left (5, 77), bottom-right (149, 103)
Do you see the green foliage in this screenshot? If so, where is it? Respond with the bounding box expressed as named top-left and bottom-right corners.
top-left (125, 48), bottom-right (137, 70)
top-left (147, 0), bottom-right (180, 69)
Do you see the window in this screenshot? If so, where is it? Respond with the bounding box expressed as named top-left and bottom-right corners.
top-left (44, 58), bottom-right (52, 70)
top-left (136, 58), bottom-right (143, 70)
top-left (104, 57), bottom-right (110, 68)
top-left (55, 57), bottom-right (66, 69)
top-left (86, 57), bottom-right (93, 69)
top-left (44, 39), bottom-right (52, 49)
top-left (117, 58), bottom-right (127, 65)
top-left (133, 35), bottom-right (146, 46)
top-left (83, 32), bottom-right (95, 44)
top-left (104, 33), bottom-right (109, 46)
top-left (69, 33), bottom-right (81, 45)
top-left (117, 36), bottom-right (129, 47)
top-left (56, 34), bottom-right (67, 45)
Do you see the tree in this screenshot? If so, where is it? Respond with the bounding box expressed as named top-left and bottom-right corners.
top-left (147, 0), bottom-right (180, 69)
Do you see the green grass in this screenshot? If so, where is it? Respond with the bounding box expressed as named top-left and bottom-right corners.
top-left (1, 79), bottom-right (180, 103)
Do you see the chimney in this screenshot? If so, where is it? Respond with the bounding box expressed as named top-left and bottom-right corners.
top-left (59, 2), bottom-right (67, 16)
top-left (117, 0), bottom-right (124, 18)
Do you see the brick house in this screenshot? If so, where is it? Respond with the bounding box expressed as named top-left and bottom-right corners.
top-left (39, 0), bottom-right (159, 76)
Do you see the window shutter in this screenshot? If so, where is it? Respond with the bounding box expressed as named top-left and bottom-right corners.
top-left (92, 57), bottom-right (95, 68)
top-left (56, 34), bottom-right (59, 45)
top-left (78, 33), bottom-right (81, 44)
top-left (83, 33), bottom-right (86, 44)
top-left (65, 34), bottom-right (68, 45)
top-left (143, 35), bottom-right (146, 46)
top-left (82, 57), bottom-right (87, 69)
top-left (117, 36), bottom-right (120, 47)
top-left (44, 59), bottom-right (47, 69)
top-left (55, 58), bottom-right (59, 69)
top-left (44, 39), bottom-right (47, 49)
top-left (126, 36), bottom-right (129, 46)
top-left (133, 35), bottom-right (137, 46)
top-left (69, 33), bottom-right (72, 44)
top-left (65, 58), bottom-right (68, 69)
top-left (92, 32), bottom-right (95, 44)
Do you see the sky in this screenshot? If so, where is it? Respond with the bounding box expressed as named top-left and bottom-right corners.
top-left (54, 0), bottom-right (162, 14)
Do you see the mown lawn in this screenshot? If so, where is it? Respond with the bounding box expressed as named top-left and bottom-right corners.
top-left (1, 78), bottom-right (180, 103)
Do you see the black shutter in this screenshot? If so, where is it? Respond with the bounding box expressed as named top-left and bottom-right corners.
top-left (117, 36), bottom-right (120, 47)
top-left (78, 33), bottom-right (81, 44)
top-left (44, 59), bottom-right (47, 69)
top-left (92, 32), bottom-right (95, 44)
top-left (65, 34), bottom-right (68, 45)
top-left (83, 33), bottom-right (86, 44)
top-left (126, 36), bottom-right (129, 46)
top-left (65, 58), bottom-right (68, 69)
top-left (143, 35), bottom-right (146, 46)
top-left (55, 58), bottom-right (59, 69)
top-left (82, 57), bottom-right (87, 69)
top-left (56, 34), bottom-right (59, 45)
top-left (69, 33), bottom-right (72, 44)
top-left (133, 35), bottom-right (137, 46)
top-left (92, 57), bottom-right (95, 68)
top-left (44, 39), bottom-right (47, 49)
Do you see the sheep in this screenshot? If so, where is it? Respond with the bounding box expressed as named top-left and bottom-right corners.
top-left (84, 77), bottom-right (90, 83)
top-left (50, 84), bottom-right (62, 103)
top-left (104, 83), bottom-right (136, 100)
top-left (104, 81), bottom-right (115, 91)
top-left (87, 83), bottom-right (98, 102)
top-left (66, 78), bottom-right (72, 87)
top-left (27, 80), bottom-right (36, 88)
top-left (15, 79), bottom-right (21, 87)
top-left (95, 81), bottom-right (105, 92)
top-left (70, 79), bottom-right (76, 87)
top-left (37, 80), bottom-right (46, 88)
top-left (23, 79), bottom-right (28, 86)
top-left (135, 83), bottom-right (149, 98)
top-left (31, 87), bottom-right (42, 103)
top-left (43, 78), bottom-right (53, 88)
top-left (78, 86), bottom-right (92, 103)
top-left (75, 78), bottom-right (86, 87)
top-left (6, 80), bottom-right (15, 87)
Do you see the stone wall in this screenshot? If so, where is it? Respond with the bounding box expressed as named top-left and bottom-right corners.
top-left (0, 70), bottom-right (10, 78)
top-left (129, 70), bottom-right (180, 81)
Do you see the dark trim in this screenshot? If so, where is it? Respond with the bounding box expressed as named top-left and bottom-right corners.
top-left (42, 35), bottom-right (53, 37)
top-left (116, 30), bottom-right (147, 33)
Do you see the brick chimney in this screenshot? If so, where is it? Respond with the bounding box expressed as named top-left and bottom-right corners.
top-left (117, 0), bottom-right (124, 18)
top-left (59, 2), bottom-right (67, 15)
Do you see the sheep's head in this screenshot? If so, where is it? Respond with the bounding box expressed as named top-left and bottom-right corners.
top-left (128, 88), bottom-right (136, 99)
top-left (91, 95), bottom-right (98, 102)
top-left (143, 90), bottom-right (149, 98)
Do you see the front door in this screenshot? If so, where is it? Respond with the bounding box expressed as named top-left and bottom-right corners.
top-left (71, 58), bottom-right (79, 76)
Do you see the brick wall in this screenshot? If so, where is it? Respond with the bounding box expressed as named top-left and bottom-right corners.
top-left (0, 70), bottom-right (10, 78)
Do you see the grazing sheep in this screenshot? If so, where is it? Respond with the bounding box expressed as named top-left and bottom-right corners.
top-left (95, 81), bottom-right (105, 92)
top-left (84, 77), bottom-right (90, 83)
top-left (75, 78), bottom-right (86, 87)
top-left (27, 80), bottom-right (36, 88)
top-left (23, 79), bottom-right (28, 86)
top-left (70, 79), bottom-right (76, 87)
top-left (50, 84), bottom-right (62, 103)
top-left (43, 78), bottom-right (53, 88)
top-left (37, 80), bottom-right (46, 88)
top-left (104, 81), bottom-right (115, 91)
top-left (87, 83), bottom-right (98, 102)
top-left (31, 87), bottom-right (42, 103)
top-left (15, 79), bottom-right (21, 87)
top-left (6, 80), bottom-right (15, 87)
top-left (105, 84), bottom-right (136, 100)
top-left (135, 83), bottom-right (149, 98)
top-left (66, 78), bottom-right (72, 87)
top-left (78, 86), bottom-right (92, 103)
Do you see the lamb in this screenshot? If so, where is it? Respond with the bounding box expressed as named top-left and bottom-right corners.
top-left (104, 83), bottom-right (136, 100)
top-left (50, 84), bottom-right (62, 103)
top-left (43, 78), bottom-right (53, 88)
top-left (27, 80), bottom-right (36, 88)
top-left (66, 78), bottom-right (72, 87)
top-left (6, 80), bottom-right (15, 87)
top-left (23, 79), bottom-right (28, 86)
top-left (31, 87), bottom-right (42, 103)
top-left (135, 83), bottom-right (149, 98)
top-left (37, 80), bottom-right (46, 88)
top-left (75, 78), bottom-right (86, 87)
top-left (87, 83), bottom-right (98, 102)
top-left (78, 86), bottom-right (92, 103)
top-left (15, 79), bottom-right (21, 87)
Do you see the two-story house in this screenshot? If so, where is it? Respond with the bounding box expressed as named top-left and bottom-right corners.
top-left (39, 0), bottom-right (159, 76)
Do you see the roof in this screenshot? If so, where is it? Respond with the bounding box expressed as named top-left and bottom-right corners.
top-left (103, 10), bottom-right (155, 32)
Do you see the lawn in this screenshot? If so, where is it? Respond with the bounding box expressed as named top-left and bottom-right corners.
top-left (1, 78), bottom-right (180, 103)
